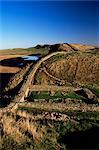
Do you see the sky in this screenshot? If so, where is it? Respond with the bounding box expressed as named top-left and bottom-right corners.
top-left (0, 1), bottom-right (99, 49)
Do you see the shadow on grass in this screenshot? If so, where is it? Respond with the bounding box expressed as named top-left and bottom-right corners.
top-left (0, 80), bottom-right (24, 107)
top-left (59, 127), bottom-right (99, 150)
top-left (0, 73), bottom-right (14, 91)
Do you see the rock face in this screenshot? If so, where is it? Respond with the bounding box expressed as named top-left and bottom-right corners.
top-left (50, 44), bottom-right (73, 52)
top-left (75, 88), bottom-right (99, 103)
top-left (83, 88), bottom-right (97, 100)
top-left (49, 43), bottom-right (96, 52)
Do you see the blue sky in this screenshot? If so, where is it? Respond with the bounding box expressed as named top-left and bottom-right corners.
top-left (0, 1), bottom-right (99, 49)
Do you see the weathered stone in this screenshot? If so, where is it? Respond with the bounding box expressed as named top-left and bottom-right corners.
top-left (75, 88), bottom-right (99, 103)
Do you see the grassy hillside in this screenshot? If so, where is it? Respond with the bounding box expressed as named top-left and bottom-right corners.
top-left (34, 51), bottom-right (99, 88)
top-left (0, 102), bottom-right (99, 150)
top-left (0, 43), bottom-right (99, 150)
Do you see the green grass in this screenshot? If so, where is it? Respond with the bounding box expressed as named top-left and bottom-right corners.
top-left (0, 135), bottom-right (34, 150)
top-left (55, 120), bottom-right (93, 138)
top-left (17, 105), bottom-right (99, 122)
top-left (16, 105), bottom-right (99, 150)
top-left (34, 127), bottom-right (58, 150)
top-left (29, 91), bottom-right (85, 101)
top-left (66, 111), bottom-right (99, 121)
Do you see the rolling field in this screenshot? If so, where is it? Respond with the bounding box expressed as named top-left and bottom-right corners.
top-left (0, 43), bottom-right (99, 150)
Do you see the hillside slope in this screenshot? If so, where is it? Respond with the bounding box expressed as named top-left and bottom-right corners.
top-left (0, 43), bottom-right (99, 150)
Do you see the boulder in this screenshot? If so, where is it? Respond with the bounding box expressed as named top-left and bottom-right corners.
top-left (75, 88), bottom-right (99, 104)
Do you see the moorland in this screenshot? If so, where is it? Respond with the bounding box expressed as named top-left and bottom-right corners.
top-left (0, 43), bottom-right (99, 150)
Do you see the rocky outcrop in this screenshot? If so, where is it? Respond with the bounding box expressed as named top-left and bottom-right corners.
top-left (75, 88), bottom-right (99, 103)
top-left (49, 43), bottom-right (96, 52)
